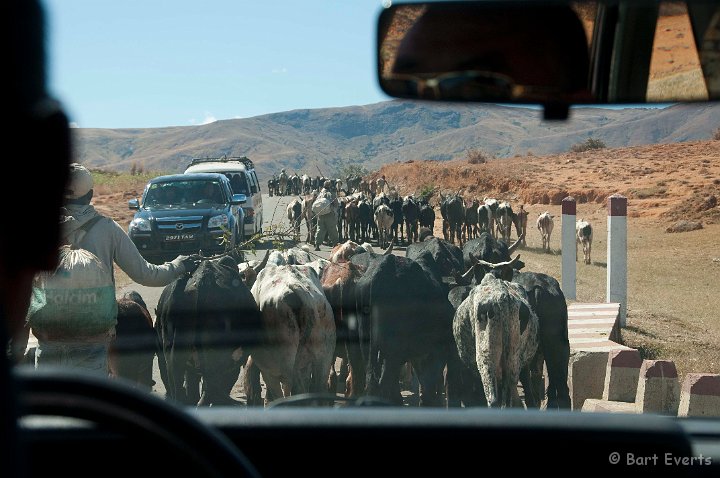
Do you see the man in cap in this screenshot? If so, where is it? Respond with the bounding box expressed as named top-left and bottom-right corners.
top-left (24, 163), bottom-right (201, 373)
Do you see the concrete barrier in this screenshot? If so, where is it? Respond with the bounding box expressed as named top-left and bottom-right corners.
top-left (635, 360), bottom-right (680, 415)
top-left (678, 373), bottom-right (720, 417)
top-left (602, 349), bottom-right (642, 402)
top-left (561, 196), bottom-right (576, 300)
top-left (607, 194), bottom-right (627, 326)
top-left (581, 398), bottom-right (636, 414)
top-left (569, 351), bottom-right (609, 410)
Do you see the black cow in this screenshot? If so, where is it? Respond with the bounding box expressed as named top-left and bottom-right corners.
top-left (358, 199), bottom-right (373, 243)
top-left (464, 199), bottom-right (480, 240)
top-left (346, 174), bottom-right (361, 193)
top-left (389, 196), bottom-right (404, 245)
top-left (287, 198), bottom-right (303, 242)
top-left (406, 237), bottom-right (464, 284)
top-left (512, 272), bottom-right (570, 410)
top-left (402, 196), bottom-right (420, 243)
top-left (351, 253), bottom-right (454, 406)
top-left (418, 199), bottom-right (435, 234)
top-left (441, 193), bottom-right (465, 245)
top-left (155, 257), bottom-right (263, 406)
top-left (109, 293), bottom-right (155, 389)
top-left (477, 204), bottom-right (492, 235)
top-left (461, 232), bottom-right (521, 271)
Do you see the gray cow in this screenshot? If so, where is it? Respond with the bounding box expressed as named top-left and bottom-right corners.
top-left (453, 272), bottom-right (539, 408)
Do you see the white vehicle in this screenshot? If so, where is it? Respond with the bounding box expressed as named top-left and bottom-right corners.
top-left (184, 156), bottom-right (263, 238)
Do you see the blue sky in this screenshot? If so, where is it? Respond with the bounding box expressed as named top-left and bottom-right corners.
top-left (44, 0), bottom-right (391, 128)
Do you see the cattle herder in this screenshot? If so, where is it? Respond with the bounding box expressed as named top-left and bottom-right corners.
top-left (313, 180), bottom-right (339, 251)
top-left (19, 164), bottom-right (202, 374)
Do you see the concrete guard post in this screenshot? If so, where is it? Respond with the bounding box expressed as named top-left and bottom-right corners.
top-left (561, 196), bottom-right (576, 300)
top-left (569, 351), bottom-right (608, 410)
top-left (635, 360), bottom-right (680, 415)
top-left (678, 373), bottom-right (720, 417)
top-left (607, 194), bottom-right (628, 326)
top-left (603, 349), bottom-right (642, 403)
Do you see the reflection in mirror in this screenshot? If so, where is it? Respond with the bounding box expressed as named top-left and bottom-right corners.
top-left (378, 2), bottom-right (592, 105)
top-left (647, 2), bottom-right (708, 101)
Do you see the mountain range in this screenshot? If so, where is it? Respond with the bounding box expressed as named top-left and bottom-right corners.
top-left (73, 100), bottom-right (720, 179)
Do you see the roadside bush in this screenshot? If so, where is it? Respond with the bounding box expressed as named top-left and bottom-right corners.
top-left (465, 148), bottom-right (488, 164)
top-left (419, 183), bottom-right (435, 201)
top-left (570, 138), bottom-right (606, 152)
top-left (338, 164), bottom-right (368, 178)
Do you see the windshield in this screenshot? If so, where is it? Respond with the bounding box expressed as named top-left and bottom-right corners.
top-left (16, 0), bottom-right (719, 422)
top-left (226, 173), bottom-right (250, 195)
top-left (143, 180), bottom-right (226, 209)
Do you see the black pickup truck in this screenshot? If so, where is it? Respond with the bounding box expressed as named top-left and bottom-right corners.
top-left (128, 173), bottom-right (246, 263)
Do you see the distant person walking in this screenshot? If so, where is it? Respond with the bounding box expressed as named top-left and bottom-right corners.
top-left (377, 175), bottom-right (387, 194)
top-left (279, 169), bottom-right (288, 197)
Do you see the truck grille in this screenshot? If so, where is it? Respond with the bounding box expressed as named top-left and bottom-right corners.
top-left (156, 216), bottom-right (203, 231)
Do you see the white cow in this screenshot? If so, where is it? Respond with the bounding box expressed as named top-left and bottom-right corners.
top-left (250, 262), bottom-right (336, 402)
top-left (374, 203), bottom-right (394, 249)
top-left (495, 201), bottom-right (513, 243)
top-left (483, 198), bottom-right (499, 238)
top-left (329, 240), bottom-right (376, 263)
top-left (453, 273), bottom-right (539, 408)
top-left (576, 219), bottom-right (593, 265)
top-left (536, 212), bottom-right (554, 252)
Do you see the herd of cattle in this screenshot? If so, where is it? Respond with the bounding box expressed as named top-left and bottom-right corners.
top-left (283, 178), bottom-right (595, 267)
top-left (108, 172), bottom-right (596, 408)
top-left (111, 220), bottom-right (600, 409)
top-left (268, 171), bottom-right (383, 198)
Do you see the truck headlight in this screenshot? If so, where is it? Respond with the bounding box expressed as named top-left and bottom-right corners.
top-left (208, 214), bottom-right (229, 229)
top-left (129, 218), bottom-right (151, 232)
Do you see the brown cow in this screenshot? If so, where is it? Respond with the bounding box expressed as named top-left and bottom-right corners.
top-left (345, 200), bottom-right (360, 242)
top-left (320, 259), bottom-right (367, 397)
top-left (302, 191), bottom-right (318, 243)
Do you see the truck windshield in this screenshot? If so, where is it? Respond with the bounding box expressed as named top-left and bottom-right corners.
top-left (143, 180), bottom-right (224, 207)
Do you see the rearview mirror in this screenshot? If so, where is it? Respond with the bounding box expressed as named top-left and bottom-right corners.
top-left (377, 1), bottom-right (720, 118)
top-left (128, 198), bottom-right (140, 210)
top-left (378, 2), bottom-right (592, 109)
top-left (231, 194), bottom-right (247, 205)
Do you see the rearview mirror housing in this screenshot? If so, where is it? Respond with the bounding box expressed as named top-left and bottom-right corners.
top-left (378, 2), bottom-right (591, 114)
top-left (128, 198), bottom-right (140, 210)
top-left (377, 1), bottom-right (720, 119)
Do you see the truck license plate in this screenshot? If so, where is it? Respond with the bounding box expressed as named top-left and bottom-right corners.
top-left (164, 233), bottom-right (195, 241)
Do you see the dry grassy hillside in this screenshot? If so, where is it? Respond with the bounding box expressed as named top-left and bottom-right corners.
top-left (373, 140), bottom-right (720, 379)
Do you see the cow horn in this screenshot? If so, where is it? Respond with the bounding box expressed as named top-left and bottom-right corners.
top-left (383, 241), bottom-right (394, 255)
top-left (467, 252), bottom-right (478, 265)
top-left (474, 258), bottom-right (500, 269)
top-left (474, 254), bottom-right (522, 270)
top-left (456, 264), bottom-right (475, 284)
top-left (508, 233), bottom-right (524, 253)
top-left (252, 249), bottom-right (271, 274)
